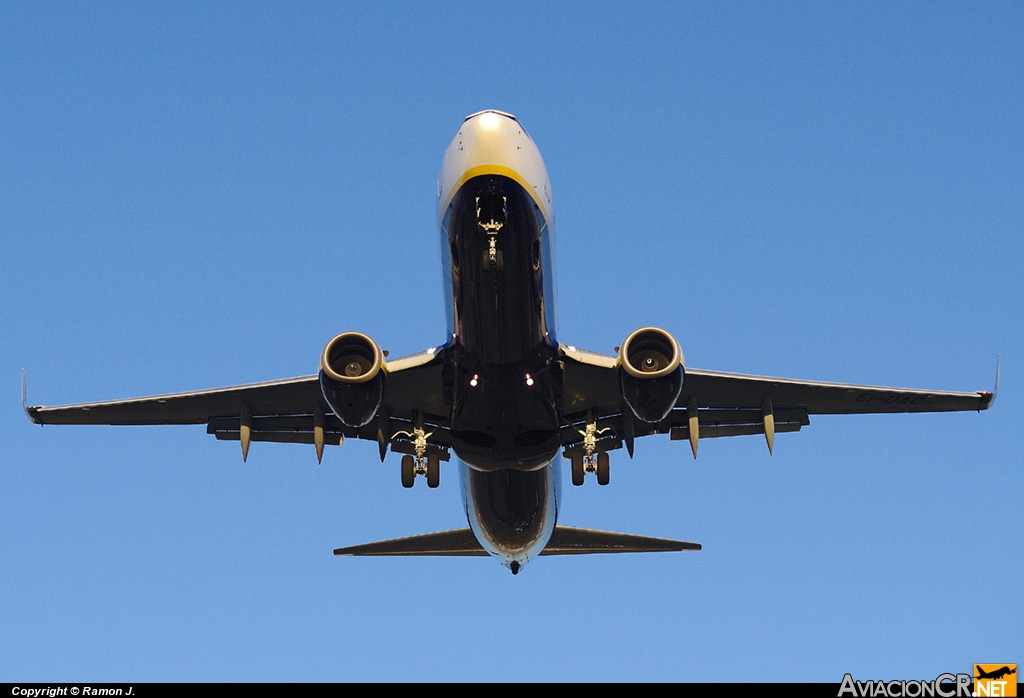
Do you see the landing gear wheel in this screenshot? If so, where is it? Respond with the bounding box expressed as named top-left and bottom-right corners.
top-left (401, 455), bottom-right (415, 488)
top-left (571, 453), bottom-right (584, 486)
top-left (426, 454), bottom-right (440, 488)
top-left (596, 452), bottom-right (610, 486)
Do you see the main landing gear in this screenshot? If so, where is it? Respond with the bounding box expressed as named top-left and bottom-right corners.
top-left (570, 451), bottom-right (610, 486)
top-left (395, 412), bottom-right (440, 488)
top-left (569, 411), bottom-right (612, 486)
top-left (401, 453), bottom-right (439, 488)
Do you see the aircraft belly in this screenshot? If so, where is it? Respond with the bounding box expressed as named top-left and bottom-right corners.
top-left (448, 175), bottom-right (551, 362)
top-left (446, 174), bottom-right (562, 471)
top-left (460, 458), bottom-right (560, 569)
top-left (448, 357), bottom-right (562, 471)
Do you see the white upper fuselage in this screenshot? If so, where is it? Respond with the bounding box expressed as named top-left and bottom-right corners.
top-left (437, 110), bottom-right (554, 227)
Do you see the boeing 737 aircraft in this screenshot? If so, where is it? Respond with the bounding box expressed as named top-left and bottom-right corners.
top-left (25, 110), bottom-right (996, 574)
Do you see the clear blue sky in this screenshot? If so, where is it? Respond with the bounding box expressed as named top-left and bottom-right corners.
top-left (2, 2), bottom-right (1020, 682)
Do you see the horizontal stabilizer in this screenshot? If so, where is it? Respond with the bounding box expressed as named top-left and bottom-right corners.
top-left (334, 528), bottom-right (487, 557)
top-left (333, 526), bottom-right (701, 557)
top-left (541, 526), bottom-right (701, 555)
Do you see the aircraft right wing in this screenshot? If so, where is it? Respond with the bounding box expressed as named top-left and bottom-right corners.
top-left (558, 345), bottom-right (996, 456)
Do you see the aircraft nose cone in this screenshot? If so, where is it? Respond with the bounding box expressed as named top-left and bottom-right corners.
top-left (466, 116), bottom-right (512, 167)
top-left (477, 111), bottom-right (503, 131)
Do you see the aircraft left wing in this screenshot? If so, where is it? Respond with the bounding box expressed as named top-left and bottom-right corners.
top-left (24, 348), bottom-right (451, 462)
top-left (25, 375), bottom-right (322, 426)
top-left (559, 345), bottom-right (996, 457)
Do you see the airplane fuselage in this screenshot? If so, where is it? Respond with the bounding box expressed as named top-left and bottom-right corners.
top-left (437, 111), bottom-right (562, 570)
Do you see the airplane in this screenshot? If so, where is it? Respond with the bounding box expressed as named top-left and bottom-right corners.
top-left (975, 666), bottom-right (1016, 681)
top-left (24, 109), bottom-right (997, 575)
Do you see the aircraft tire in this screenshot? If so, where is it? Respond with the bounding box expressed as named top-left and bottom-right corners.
top-left (401, 455), bottom-right (415, 488)
top-left (426, 454), bottom-right (440, 488)
top-left (571, 453), bottom-right (584, 486)
top-left (597, 452), bottom-right (610, 486)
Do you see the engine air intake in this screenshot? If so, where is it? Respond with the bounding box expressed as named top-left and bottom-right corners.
top-left (320, 332), bottom-right (387, 427)
top-left (618, 327), bottom-right (684, 423)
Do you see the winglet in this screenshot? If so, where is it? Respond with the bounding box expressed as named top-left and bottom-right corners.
top-left (978, 354), bottom-right (1000, 411)
top-left (21, 369), bottom-right (38, 424)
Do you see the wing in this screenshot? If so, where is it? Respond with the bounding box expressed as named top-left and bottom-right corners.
top-left (25, 348), bottom-right (452, 462)
top-left (559, 345), bottom-right (996, 456)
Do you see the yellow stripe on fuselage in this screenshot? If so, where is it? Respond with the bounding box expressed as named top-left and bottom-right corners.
top-left (440, 165), bottom-right (551, 225)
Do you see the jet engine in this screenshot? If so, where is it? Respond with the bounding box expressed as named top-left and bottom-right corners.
top-left (618, 327), bottom-right (684, 423)
top-left (319, 332), bottom-right (387, 428)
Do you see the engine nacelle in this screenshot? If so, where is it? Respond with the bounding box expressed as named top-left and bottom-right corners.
top-left (319, 332), bottom-right (387, 428)
top-left (618, 327), bottom-right (684, 424)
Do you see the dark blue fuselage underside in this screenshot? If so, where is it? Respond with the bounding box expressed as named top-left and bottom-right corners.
top-left (439, 174), bottom-right (561, 563)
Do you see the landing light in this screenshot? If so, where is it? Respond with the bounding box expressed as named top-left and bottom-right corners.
top-left (470, 374), bottom-right (479, 387)
top-left (525, 374), bottom-right (534, 387)
top-left (478, 112), bottom-right (501, 131)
